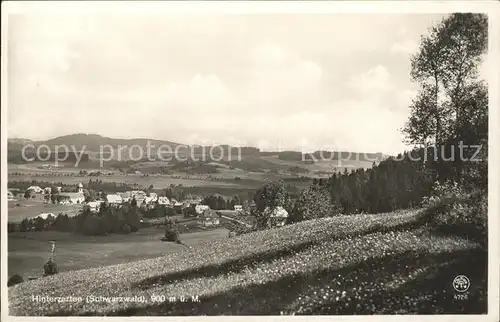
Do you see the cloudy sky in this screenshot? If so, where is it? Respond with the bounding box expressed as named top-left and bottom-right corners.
top-left (7, 13), bottom-right (470, 154)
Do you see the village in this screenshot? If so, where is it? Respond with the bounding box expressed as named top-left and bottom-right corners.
top-left (7, 182), bottom-right (289, 232)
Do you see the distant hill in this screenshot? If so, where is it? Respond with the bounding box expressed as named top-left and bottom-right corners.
top-left (32, 133), bottom-right (182, 151)
top-left (7, 133), bottom-right (389, 170)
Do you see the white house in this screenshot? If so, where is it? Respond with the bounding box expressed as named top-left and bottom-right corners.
top-left (264, 206), bottom-right (289, 227)
top-left (44, 187), bottom-right (52, 194)
top-left (234, 205), bottom-right (243, 212)
top-left (149, 192), bottom-right (158, 200)
top-left (129, 190), bottom-right (146, 205)
top-left (195, 204), bottom-right (210, 215)
top-left (86, 201), bottom-right (103, 212)
top-left (183, 198), bottom-right (202, 208)
top-left (118, 192), bottom-right (131, 203)
top-left (61, 192), bottom-right (85, 204)
top-left (198, 209), bottom-right (220, 227)
top-left (35, 213), bottom-right (56, 220)
top-left (144, 196), bottom-right (156, 205)
top-left (56, 186), bottom-right (62, 193)
top-left (77, 182), bottom-right (83, 193)
top-left (157, 196), bottom-right (170, 205)
top-left (106, 194), bottom-right (123, 205)
top-left (27, 186), bottom-right (43, 194)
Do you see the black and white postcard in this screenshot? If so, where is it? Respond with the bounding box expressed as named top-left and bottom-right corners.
top-left (1, 1), bottom-right (499, 320)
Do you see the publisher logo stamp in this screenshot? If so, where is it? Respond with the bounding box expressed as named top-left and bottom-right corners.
top-left (453, 275), bottom-right (470, 293)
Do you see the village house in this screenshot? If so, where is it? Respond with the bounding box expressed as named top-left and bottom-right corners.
top-left (144, 195), bottom-right (157, 205)
top-left (27, 186), bottom-right (43, 194)
top-left (44, 187), bottom-right (52, 194)
top-left (264, 206), bottom-right (289, 227)
top-left (157, 196), bottom-right (170, 205)
top-left (61, 193), bottom-right (85, 204)
top-left (183, 198), bottom-right (202, 208)
top-left (129, 190), bottom-right (146, 205)
top-left (86, 201), bottom-right (103, 213)
top-left (234, 205), bottom-right (243, 212)
top-left (35, 213), bottom-right (56, 220)
top-left (118, 192), bottom-right (131, 203)
top-left (197, 208), bottom-right (220, 227)
top-left (195, 204), bottom-right (210, 215)
top-left (59, 182), bottom-right (85, 204)
top-left (106, 194), bottom-right (123, 205)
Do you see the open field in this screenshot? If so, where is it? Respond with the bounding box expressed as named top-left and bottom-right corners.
top-left (9, 210), bottom-right (486, 315)
top-left (259, 155), bottom-right (375, 172)
top-left (8, 199), bottom-right (84, 223)
top-left (8, 228), bottom-right (229, 279)
top-left (8, 174), bottom-right (247, 188)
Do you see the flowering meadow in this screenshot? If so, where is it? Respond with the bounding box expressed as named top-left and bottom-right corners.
top-left (9, 209), bottom-right (486, 316)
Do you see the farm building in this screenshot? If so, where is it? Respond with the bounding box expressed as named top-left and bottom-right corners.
top-left (234, 205), bottom-right (243, 211)
top-left (118, 192), bottom-right (131, 202)
top-left (86, 201), bottom-right (103, 212)
top-left (35, 213), bottom-right (56, 220)
top-left (195, 204), bottom-right (210, 215)
top-left (106, 194), bottom-right (123, 204)
top-left (198, 209), bottom-right (220, 227)
top-left (129, 191), bottom-right (146, 204)
top-left (183, 198), bottom-right (202, 208)
top-left (27, 186), bottom-right (43, 194)
top-left (61, 192), bottom-right (85, 204)
top-left (157, 196), bottom-right (170, 205)
top-left (264, 206), bottom-right (289, 227)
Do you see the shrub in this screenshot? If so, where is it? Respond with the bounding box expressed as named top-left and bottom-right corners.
top-left (44, 258), bottom-right (59, 276)
top-left (8, 274), bottom-right (24, 287)
top-left (422, 180), bottom-right (487, 245)
top-left (289, 186), bottom-right (342, 223)
top-left (163, 218), bottom-right (180, 242)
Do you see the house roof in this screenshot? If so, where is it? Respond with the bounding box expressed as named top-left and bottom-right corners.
top-left (264, 206), bottom-right (289, 218)
top-left (87, 201), bottom-right (103, 207)
top-left (201, 208), bottom-right (219, 218)
top-left (36, 213), bottom-right (56, 220)
top-left (106, 194), bottom-right (123, 203)
top-left (157, 197), bottom-right (170, 205)
top-left (62, 192), bottom-right (84, 199)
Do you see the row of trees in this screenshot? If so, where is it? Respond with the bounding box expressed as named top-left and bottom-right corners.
top-left (11, 203), bottom-right (142, 235)
top-left (201, 194), bottom-right (243, 210)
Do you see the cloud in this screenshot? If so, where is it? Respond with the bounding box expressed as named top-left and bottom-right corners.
top-left (7, 14), bottom-right (438, 154)
top-left (346, 65), bottom-right (394, 100)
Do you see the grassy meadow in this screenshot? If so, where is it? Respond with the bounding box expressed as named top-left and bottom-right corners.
top-left (8, 210), bottom-right (487, 316)
top-left (8, 199), bottom-right (84, 223)
top-left (8, 228), bottom-right (229, 279)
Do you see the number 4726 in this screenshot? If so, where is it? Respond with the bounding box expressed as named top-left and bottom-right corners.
top-left (454, 294), bottom-right (468, 300)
